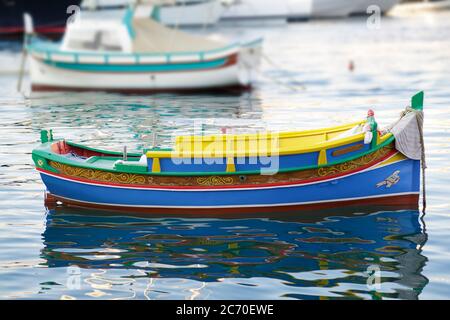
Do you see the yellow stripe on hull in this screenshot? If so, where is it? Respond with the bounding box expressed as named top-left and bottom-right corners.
top-left (374, 152), bottom-right (408, 168)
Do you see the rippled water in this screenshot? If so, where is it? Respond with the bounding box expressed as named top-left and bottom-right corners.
top-left (0, 11), bottom-right (449, 299)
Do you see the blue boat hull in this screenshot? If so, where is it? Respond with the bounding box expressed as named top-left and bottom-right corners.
top-left (39, 158), bottom-right (420, 212)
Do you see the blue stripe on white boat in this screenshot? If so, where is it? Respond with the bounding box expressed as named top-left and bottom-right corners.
top-left (42, 57), bottom-right (229, 72)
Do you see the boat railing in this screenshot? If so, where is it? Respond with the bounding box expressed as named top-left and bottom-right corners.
top-left (27, 38), bottom-right (242, 65)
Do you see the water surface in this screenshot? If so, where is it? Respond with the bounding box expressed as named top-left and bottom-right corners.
top-left (0, 12), bottom-right (449, 299)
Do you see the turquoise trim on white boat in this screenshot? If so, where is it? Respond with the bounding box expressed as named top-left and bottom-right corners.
top-left (122, 6), bottom-right (136, 39)
top-left (43, 56), bottom-right (229, 72)
top-left (27, 38), bottom-right (241, 64)
top-left (151, 6), bottom-right (161, 22)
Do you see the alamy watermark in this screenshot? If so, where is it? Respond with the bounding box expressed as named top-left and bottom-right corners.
top-left (367, 5), bottom-right (382, 30)
top-left (168, 120), bottom-right (281, 175)
top-left (366, 264), bottom-right (382, 290)
top-left (66, 5), bottom-right (81, 25)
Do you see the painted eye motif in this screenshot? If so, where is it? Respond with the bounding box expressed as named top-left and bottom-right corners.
top-left (37, 159), bottom-right (44, 167)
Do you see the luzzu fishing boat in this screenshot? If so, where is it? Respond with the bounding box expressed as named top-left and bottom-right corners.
top-left (32, 92), bottom-right (426, 214)
top-left (25, 4), bottom-right (262, 93)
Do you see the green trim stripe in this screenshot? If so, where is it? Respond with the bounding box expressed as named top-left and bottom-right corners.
top-left (32, 136), bottom-right (395, 177)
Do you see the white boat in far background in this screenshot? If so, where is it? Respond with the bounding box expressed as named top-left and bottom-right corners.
top-left (350, 0), bottom-right (400, 15)
top-left (220, 0), bottom-right (312, 21)
top-left (392, 0), bottom-right (450, 14)
top-left (311, 0), bottom-right (363, 18)
top-left (221, 0), bottom-right (396, 21)
top-left (81, 0), bottom-right (225, 26)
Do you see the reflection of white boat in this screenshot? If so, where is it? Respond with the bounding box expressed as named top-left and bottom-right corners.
top-left (350, 0), bottom-right (400, 15)
top-left (311, 0), bottom-right (362, 18)
top-left (392, 0), bottom-right (450, 13)
top-left (81, 0), bottom-right (225, 26)
top-left (26, 6), bottom-right (262, 93)
top-left (220, 0), bottom-right (312, 21)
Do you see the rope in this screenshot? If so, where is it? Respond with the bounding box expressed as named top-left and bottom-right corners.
top-left (405, 107), bottom-right (427, 213)
top-left (259, 53), bottom-right (306, 92)
top-left (17, 34), bottom-right (31, 93)
top-left (386, 106), bottom-right (426, 212)
top-left (416, 111), bottom-right (427, 213)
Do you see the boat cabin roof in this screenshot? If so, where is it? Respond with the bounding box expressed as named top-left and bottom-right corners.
top-left (61, 20), bottom-right (133, 53)
top-left (60, 6), bottom-right (226, 54)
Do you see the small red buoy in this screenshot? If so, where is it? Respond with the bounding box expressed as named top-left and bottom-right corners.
top-left (348, 60), bottom-right (355, 72)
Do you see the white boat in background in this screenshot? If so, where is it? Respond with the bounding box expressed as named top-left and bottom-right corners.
top-left (311, 0), bottom-right (363, 18)
top-left (350, 0), bottom-right (400, 15)
top-left (220, 0), bottom-right (312, 22)
top-left (25, 6), bottom-right (262, 93)
top-left (392, 0), bottom-right (450, 14)
top-left (81, 0), bottom-right (225, 26)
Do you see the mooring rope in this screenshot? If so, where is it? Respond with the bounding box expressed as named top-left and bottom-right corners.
top-left (416, 111), bottom-right (427, 213)
top-left (260, 53), bottom-right (306, 91)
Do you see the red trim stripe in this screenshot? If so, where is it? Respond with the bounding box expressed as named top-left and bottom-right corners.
top-left (0, 26), bottom-right (65, 35)
top-left (36, 150), bottom-right (399, 190)
top-left (46, 193), bottom-right (420, 216)
top-left (31, 83), bottom-right (251, 94)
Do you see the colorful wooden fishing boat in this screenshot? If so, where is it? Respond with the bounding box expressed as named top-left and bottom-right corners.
top-left (25, 5), bottom-right (262, 93)
top-left (32, 92), bottom-right (425, 214)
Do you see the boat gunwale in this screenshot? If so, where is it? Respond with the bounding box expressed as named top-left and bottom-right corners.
top-left (26, 37), bottom-right (263, 63)
top-left (32, 135), bottom-right (396, 177)
top-left (36, 148), bottom-right (401, 190)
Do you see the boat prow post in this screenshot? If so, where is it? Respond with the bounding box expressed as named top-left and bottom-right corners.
top-left (23, 13), bottom-right (34, 36)
top-left (412, 91), bottom-right (424, 111)
top-left (40, 129), bottom-right (54, 144)
top-left (17, 13), bottom-right (35, 93)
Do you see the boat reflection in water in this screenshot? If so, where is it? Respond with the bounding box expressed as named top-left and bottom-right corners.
top-left (41, 206), bottom-right (428, 299)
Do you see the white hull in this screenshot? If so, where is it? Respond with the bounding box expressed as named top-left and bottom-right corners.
top-left (81, 0), bottom-right (224, 26)
top-left (221, 0), bottom-right (312, 21)
top-left (29, 49), bottom-right (261, 92)
top-left (350, 0), bottom-right (400, 15)
top-left (311, 0), bottom-right (362, 18)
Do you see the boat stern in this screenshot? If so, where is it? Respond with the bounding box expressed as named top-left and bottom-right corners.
top-left (237, 38), bottom-right (263, 86)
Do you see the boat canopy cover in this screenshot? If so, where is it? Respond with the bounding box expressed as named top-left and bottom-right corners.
top-left (132, 18), bottom-right (226, 53)
top-left (389, 110), bottom-right (424, 161)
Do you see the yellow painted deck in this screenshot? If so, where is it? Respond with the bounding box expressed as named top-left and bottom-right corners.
top-left (146, 120), bottom-right (393, 159)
